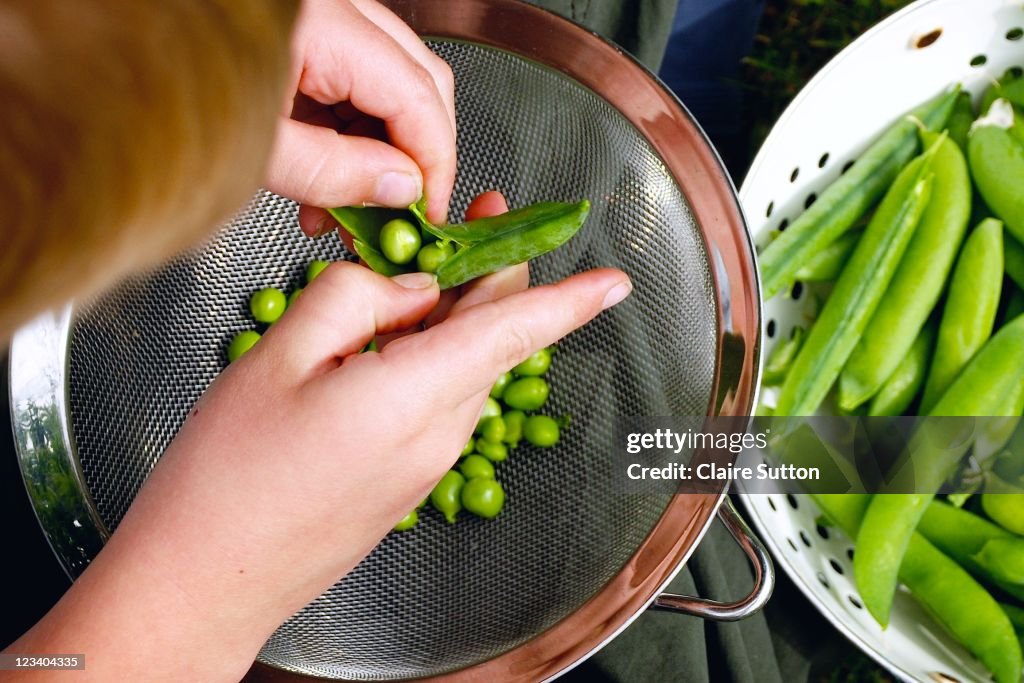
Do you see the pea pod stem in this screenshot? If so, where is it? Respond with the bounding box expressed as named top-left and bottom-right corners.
top-left (775, 148), bottom-right (936, 416)
top-left (840, 131), bottom-right (970, 411)
top-left (813, 494), bottom-right (1023, 683)
top-left (758, 87), bottom-right (959, 299)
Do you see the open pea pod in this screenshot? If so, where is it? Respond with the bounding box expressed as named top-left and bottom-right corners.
top-left (327, 206), bottom-right (408, 248)
top-left (435, 200), bottom-right (590, 289)
top-left (425, 201), bottom-right (589, 245)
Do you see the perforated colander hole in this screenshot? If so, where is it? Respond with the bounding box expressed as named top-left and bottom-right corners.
top-left (778, 218), bottom-right (790, 232)
top-left (799, 530), bottom-right (812, 548)
top-left (914, 28), bottom-right (942, 48)
top-left (1007, 27), bottom-right (1023, 41)
top-left (816, 523), bottom-right (830, 540)
top-left (829, 558), bottom-right (845, 575)
top-left (848, 595), bottom-right (863, 610)
top-left (1008, 65), bottom-right (1024, 79)
top-left (817, 572), bottom-right (830, 589)
top-left (786, 493), bottom-right (800, 509)
top-left (818, 152), bottom-right (829, 168)
top-left (766, 319), bottom-right (777, 338)
top-left (766, 201), bottom-right (774, 218)
top-left (846, 547), bottom-right (855, 561)
top-left (790, 282), bottom-right (804, 301)
top-left (841, 159), bottom-right (855, 175)
top-left (767, 498), bottom-right (778, 512)
top-left (790, 167), bottom-right (799, 183)
top-left (787, 538), bottom-right (799, 552)
top-left (804, 193), bottom-right (817, 209)
top-left (970, 54), bottom-right (988, 67)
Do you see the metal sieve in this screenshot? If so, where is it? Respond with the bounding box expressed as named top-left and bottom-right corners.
top-left (9, 0), bottom-right (769, 680)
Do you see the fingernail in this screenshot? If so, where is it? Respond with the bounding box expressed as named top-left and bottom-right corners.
top-left (601, 280), bottom-right (633, 310)
top-left (392, 271), bottom-right (437, 289)
top-left (373, 172), bottom-right (421, 207)
top-left (313, 217), bottom-right (338, 239)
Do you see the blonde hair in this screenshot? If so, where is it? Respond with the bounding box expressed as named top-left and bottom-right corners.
top-left (0, 0), bottom-right (298, 337)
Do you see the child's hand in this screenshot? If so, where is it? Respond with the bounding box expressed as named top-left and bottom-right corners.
top-left (8, 210), bottom-right (631, 682)
top-left (265, 0), bottom-right (457, 234)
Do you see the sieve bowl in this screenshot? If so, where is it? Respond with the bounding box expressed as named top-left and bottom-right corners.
top-left (740, 0), bottom-right (1024, 680)
top-left (10, 0), bottom-right (769, 680)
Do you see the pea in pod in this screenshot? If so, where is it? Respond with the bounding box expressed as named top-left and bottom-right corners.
top-left (866, 322), bottom-right (935, 417)
top-left (757, 86), bottom-right (959, 299)
top-left (793, 230), bottom-right (861, 282)
top-left (945, 90), bottom-right (974, 153)
top-left (1004, 232), bottom-right (1024, 291)
top-left (854, 314), bottom-right (1024, 629)
top-left (351, 239), bottom-right (406, 277)
top-left (762, 326), bottom-right (804, 386)
top-left (919, 218), bottom-right (1004, 413)
top-left (814, 493), bottom-right (1022, 683)
top-left (840, 131), bottom-right (970, 410)
top-left (917, 500), bottom-right (1024, 601)
top-left (969, 99), bottom-right (1024, 245)
top-left (435, 201), bottom-right (589, 289)
top-left (774, 147), bottom-right (936, 416)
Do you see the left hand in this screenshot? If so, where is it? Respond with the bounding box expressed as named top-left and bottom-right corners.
top-left (264, 0), bottom-right (457, 233)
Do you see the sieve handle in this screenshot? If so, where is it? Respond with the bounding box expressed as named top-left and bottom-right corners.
top-left (651, 498), bottom-right (775, 621)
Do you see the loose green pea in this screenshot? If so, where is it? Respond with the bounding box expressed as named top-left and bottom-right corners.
top-left (512, 348), bottom-right (553, 376)
top-left (458, 454), bottom-right (496, 480)
top-left (503, 410), bottom-right (526, 445)
top-left (306, 259), bottom-right (330, 283)
top-left (415, 241), bottom-right (455, 273)
top-left (227, 330), bottom-right (261, 362)
top-left (393, 510), bottom-right (418, 531)
top-left (502, 377), bottom-right (550, 411)
top-left (287, 288), bottom-right (303, 307)
top-left (430, 471), bottom-right (465, 524)
top-left (380, 218), bottom-right (422, 265)
top-left (475, 397), bottom-right (502, 434)
top-left (524, 415), bottom-right (560, 447)
top-left (461, 478), bottom-right (505, 519)
top-left (461, 437), bottom-right (476, 457)
top-left (250, 287), bottom-right (287, 324)
top-left (490, 372), bottom-right (514, 399)
top-left (479, 416), bottom-right (506, 444)
top-left (477, 440), bottom-right (508, 463)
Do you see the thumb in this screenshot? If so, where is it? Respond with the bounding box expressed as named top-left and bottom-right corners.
top-left (265, 118), bottom-right (423, 209)
top-left (261, 263), bottom-right (440, 381)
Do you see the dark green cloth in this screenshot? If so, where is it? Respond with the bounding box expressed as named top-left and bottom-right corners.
top-left (562, 498), bottom-right (856, 682)
top-left (526, 0), bottom-right (677, 72)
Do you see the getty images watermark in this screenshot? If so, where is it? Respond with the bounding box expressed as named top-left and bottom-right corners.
top-left (611, 416), bottom-right (1023, 495)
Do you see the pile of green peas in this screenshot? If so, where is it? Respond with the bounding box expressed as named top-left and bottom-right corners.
top-left (226, 259), bottom-right (330, 363)
top-left (394, 345), bottom-right (569, 530)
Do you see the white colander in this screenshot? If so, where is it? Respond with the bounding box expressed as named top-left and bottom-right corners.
top-left (740, 0), bottom-right (1024, 681)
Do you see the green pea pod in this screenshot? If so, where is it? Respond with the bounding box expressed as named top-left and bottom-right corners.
top-left (981, 72), bottom-right (1024, 114)
top-left (945, 90), bottom-right (974, 153)
top-left (774, 151), bottom-right (936, 416)
top-left (793, 230), bottom-right (861, 281)
top-left (327, 207), bottom-right (407, 248)
top-left (351, 239), bottom-right (408, 277)
top-left (762, 326), bottom-right (804, 386)
top-left (1003, 603), bottom-right (1024, 635)
top-left (429, 202), bottom-right (589, 245)
top-left (918, 500), bottom-right (1024, 601)
top-left (973, 538), bottom-right (1024, 585)
top-left (866, 322), bottom-right (935, 417)
top-left (969, 100), bottom-right (1024, 245)
top-left (1005, 232), bottom-right (1024, 292)
top-left (854, 315), bottom-right (1024, 627)
top-left (840, 132), bottom-right (970, 410)
top-left (758, 86), bottom-right (959, 299)
top-left (920, 218), bottom-right (1004, 413)
top-left (983, 492), bottom-right (1024, 536)
top-left (435, 200), bottom-right (589, 289)
top-left (813, 494), bottom-right (1023, 683)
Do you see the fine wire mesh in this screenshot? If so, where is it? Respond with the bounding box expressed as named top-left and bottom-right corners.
top-left (67, 41), bottom-right (718, 679)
